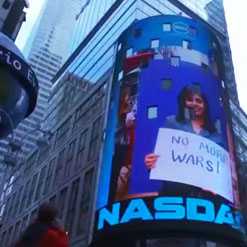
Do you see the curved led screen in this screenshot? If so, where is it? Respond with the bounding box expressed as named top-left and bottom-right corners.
top-left (93, 15), bottom-right (245, 245)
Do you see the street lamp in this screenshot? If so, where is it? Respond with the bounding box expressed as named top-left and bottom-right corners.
top-left (0, 32), bottom-right (38, 138)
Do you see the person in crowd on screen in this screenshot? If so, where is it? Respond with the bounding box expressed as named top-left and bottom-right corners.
top-left (145, 84), bottom-right (223, 171)
top-left (15, 203), bottom-right (68, 247)
top-left (115, 96), bottom-right (137, 201)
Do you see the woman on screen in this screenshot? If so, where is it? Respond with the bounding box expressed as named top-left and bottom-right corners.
top-left (145, 84), bottom-right (223, 169)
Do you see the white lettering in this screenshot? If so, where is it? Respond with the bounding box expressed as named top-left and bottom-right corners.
top-left (13, 60), bottom-right (22, 71)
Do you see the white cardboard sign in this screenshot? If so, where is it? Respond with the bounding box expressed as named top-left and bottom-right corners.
top-left (150, 128), bottom-right (233, 202)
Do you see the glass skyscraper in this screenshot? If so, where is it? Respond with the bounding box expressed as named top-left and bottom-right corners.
top-left (0, 0), bottom-right (83, 157)
top-left (0, 1), bottom-right (246, 247)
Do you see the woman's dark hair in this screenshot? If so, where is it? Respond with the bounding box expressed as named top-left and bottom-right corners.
top-left (176, 85), bottom-right (216, 133)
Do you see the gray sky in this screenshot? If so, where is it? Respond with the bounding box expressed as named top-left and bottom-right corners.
top-left (16, 0), bottom-right (45, 50)
top-left (16, 0), bottom-right (247, 113)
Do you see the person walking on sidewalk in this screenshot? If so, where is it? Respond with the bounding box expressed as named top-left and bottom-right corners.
top-left (15, 203), bottom-right (69, 247)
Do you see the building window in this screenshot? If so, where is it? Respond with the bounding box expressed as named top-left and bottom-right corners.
top-left (88, 117), bottom-right (102, 161)
top-left (150, 39), bottom-right (160, 49)
top-left (4, 197), bottom-right (11, 221)
top-left (64, 140), bottom-right (76, 177)
top-left (73, 109), bottom-right (87, 132)
top-left (58, 187), bottom-right (68, 219)
top-left (27, 174), bottom-right (38, 206)
top-left (24, 152), bottom-right (38, 177)
top-left (43, 158), bottom-right (55, 195)
top-left (76, 169), bottom-right (94, 236)
top-left (20, 215), bottom-right (29, 235)
top-left (20, 180), bottom-right (31, 212)
top-left (54, 149), bottom-right (66, 185)
top-left (13, 221), bottom-right (21, 244)
top-left (65, 179), bottom-right (80, 235)
top-left (35, 166), bottom-right (47, 201)
top-left (182, 40), bottom-right (192, 49)
top-left (147, 106), bottom-right (158, 119)
top-left (13, 186), bottom-right (23, 217)
top-left (163, 23), bottom-right (172, 32)
top-left (6, 226), bottom-right (13, 246)
top-left (8, 192), bottom-right (16, 219)
top-left (37, 145), bottom-right (49, 164)
top-left (18, 189), bottom-right (25, 213)
top-left (55, 119), bottom-right (70, 148)
top-left (75, 130), bottom-right (88, 171)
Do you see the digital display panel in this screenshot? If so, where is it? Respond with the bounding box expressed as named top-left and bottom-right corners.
top-left (93, 15), bottom-right (245, 245)
top-left (128, 59), bottom-right (233, 202)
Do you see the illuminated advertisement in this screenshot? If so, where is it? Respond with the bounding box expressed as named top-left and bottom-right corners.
top-left (93, 15), bottom-right (245, 245)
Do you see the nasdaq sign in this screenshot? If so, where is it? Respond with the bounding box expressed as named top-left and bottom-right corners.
top-left (97, 196), bottom-right (237, 230)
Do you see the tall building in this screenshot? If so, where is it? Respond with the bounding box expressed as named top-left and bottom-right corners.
top-left (0, 0), bottom-right (28, 40)
top-left (0, 1), bottom-right (246, 247)
top-left (0, 0), bottom-right (83, 159)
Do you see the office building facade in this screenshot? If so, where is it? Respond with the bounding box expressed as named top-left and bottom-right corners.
top-left (0, 1), bottom-right (246, 247)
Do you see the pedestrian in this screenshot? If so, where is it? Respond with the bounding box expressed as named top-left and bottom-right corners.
top-left (14, 203), bottom-right (69, 247)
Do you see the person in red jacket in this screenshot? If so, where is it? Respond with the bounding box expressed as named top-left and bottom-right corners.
top-left (15, 203), bottom-right (69, 247)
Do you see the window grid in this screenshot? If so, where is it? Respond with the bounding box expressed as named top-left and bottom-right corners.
top-left (76, 168), bottom-right (94, 236)
top-left (88, 117), bottom-right (102, 161)
top-left (64, 140), bottom-right (76, 177)
top-left (75, 130), bottom-right (88, 171)
top-left (35, 166), bottom-right (47, 201)
top-left (54, 149), bottom-right (66, 185)
top-left (65, 179), bottom-right (80, 236)
top-left (43, 158), bottom-right (56, 195)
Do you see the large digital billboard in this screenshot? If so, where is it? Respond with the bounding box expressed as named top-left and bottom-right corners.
top-left (93, 15), bottom-right (245, 246)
